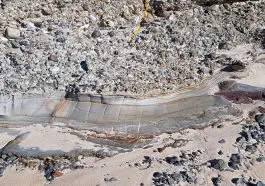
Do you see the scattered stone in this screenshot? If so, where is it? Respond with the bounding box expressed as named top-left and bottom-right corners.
top-left (80, 60), bottom-right (89, 73)
top-left (218, 139), bottom-right (226, 144)
top-left (41, 7), bottom-right (52, 15)
top-left (221, 62), bottom-right (245, 72)
top-left (212, 175), bottom-right (222, 186)
top-left (257, 181), bottom-right (265, 186)
top-left (5, 27), bottom-right (20, 39)
top-left (10, 40), bottom-right (20, 48)
top-left (104, 177), bottom-right (117, 182)
top-left (255, 114), bottom-right (265, 124)
top-left (228, 154), bottom-right (242, 170)
top-left (230, 154), bottom-right (242, 164)
top-left (218, 150), bottom-right (223, 155)
top-left (231, 177), bottom-right (246, 185)
top-left (208, 159), bottom-right (227, 171)
top-left (217, 124), bottom-right (224, 129)
top-left (0, 166), bottom-right (5, 177)
top-left (91, 30), bottom-right (101, 38)
top-left (256, 156), bottom-right (265, 162)
top-left (153, 172), bottom-right (162, 178)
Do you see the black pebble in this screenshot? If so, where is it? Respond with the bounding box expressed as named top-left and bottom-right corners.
top-left (80, 60), bottom-right (89, 73)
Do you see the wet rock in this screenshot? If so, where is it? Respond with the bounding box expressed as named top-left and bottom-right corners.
top-left (209, 159), bottom-right (227, 171)
top-left (5, 27), bottom-right (20, 39)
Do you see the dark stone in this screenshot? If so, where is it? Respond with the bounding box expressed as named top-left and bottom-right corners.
top-left (170, 173), bottom-right (182, 182)
top-left (256, 157), bottom-right (265, 162)
top-left (236, 136), bottom-right (246, 143)
top-left (10, 40), bottom-right (20, 48)
top-left (218, 139), bottom-right (226, 144)
top-left (108, 31), bottom-right (115, 37)
top-left (82, 3), bottom-right (89, 11)
top-left (228, 161), bottom-right (239, 170)
top-left (44, 165), bottom-right (55, 181)
top-left (153, 172), bottom-right (163, 178)
top-left (0, 166), bottom-right (5, 177)
top-left (255, 114), bottom-right (265, 124)
top-left (80, 60), bottom-right (89, 73)
top-left (19, 40), bottom-right (30, 46)
top-left (245, 145), bottom-right (257, 153)
top-left (56, 37), bottom-right (66, 43)
top-left (91, 30), bottom-right (101, 38)
top-left (157, 147), bottom-right (166, 153)
top-left (114, 50), bottom-right (119, 55)
top-left (104, 177), bottom-right (117, 182)
top-left (251, 131), bottom-right (259, 139)
top-left (217, 124), bottom-right (224, 128)
top-left (165, 156), bottom-right (178, 165)
top-left (218, 150), bottom-right (223, 155)
top-left (231, 178), bottom-right (244, 185)
top-left (256, 181), bottom-right (265, 186)
top-left (212, 175), bottom-right (222, 186)
top-left (166, 177), bottom-right (175, 185)
top-left (218, 80), bottom-right (236, 91)
top-left (221, 62), bottom-right (245, 72)
top-left (230, 154), bottom-right (242, 164)
top-left (209, 159), bottom-right (227, 171)
top-left (218, 42), bottom-right (232, 50)
top-left (140, 183), bottom-right (144, 186)
top-left (143, 156), bottom-right (152, 164)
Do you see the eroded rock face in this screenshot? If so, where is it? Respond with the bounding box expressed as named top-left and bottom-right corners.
top-left (0, 92), bottom-right (240, 134)
top-left (0, 0), bottom-right (264, 96)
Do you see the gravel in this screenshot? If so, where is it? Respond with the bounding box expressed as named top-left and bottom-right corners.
top-left (0, 0), bottom-right (264, 96)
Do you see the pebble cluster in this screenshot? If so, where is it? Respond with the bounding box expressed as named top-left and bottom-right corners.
top-left (0, 0), bottom-right (264, 96)
top-left (151, 113), bottom-right (265, 185)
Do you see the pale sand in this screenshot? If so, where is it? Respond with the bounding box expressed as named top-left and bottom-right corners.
top-left (0, 118), bottom-right (265, 186)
